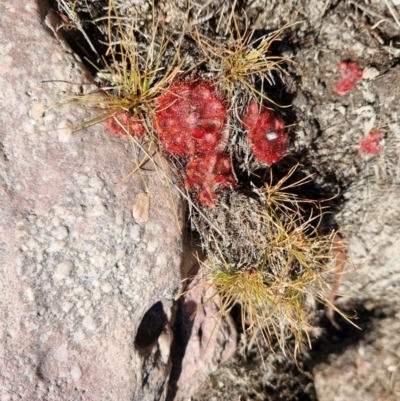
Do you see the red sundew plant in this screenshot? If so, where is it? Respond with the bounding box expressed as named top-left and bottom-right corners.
top-left (154, 80), bottom-right (227, 155)
top-left (333, 60), bottom-right (363, 95)
top-left (359, 129), bottom-right (383, 155)
top-left (185, 154), bottom-right (237, 206)
top-left (242, 102), bottom-right (288, 165)
top-left (106, 111), bottom-right (145, 137)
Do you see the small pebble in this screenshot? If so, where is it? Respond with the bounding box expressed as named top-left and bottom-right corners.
top-left (24, 287), bottom-right (35, 303)
top-left (71, 365), bottom-right (82, 381)
top-left (131, 224), bottom-right (141, 242)
top-left (101, 282), bottom-right (113, 293)
top-left (54, 261), bottom-right (74, 281)
top-left (83, 315), bottom-right (96, 331)
top-left (48, 240), bottom-right (66, 253)
top-left (147, 241), bottom-right (158, 253)
top-left (62, 301), bottom-right (73, 313)
top-left (116, 249), bottom-right (125, 260)
top-left (362, 67), bottom-right (379, 80)
top-left (93, 287), bottom-right (101, 300)
top-left (132, 192), bottom-right (150, 222)
top-left (51, 226), bottom-right (68, 240)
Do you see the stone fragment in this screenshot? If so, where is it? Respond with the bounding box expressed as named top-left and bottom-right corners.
top-left (132, 192), bottom-right (150, 222)
top-left (168, 265), bottom-right (237, 400)
top-left (54, 261), bottom-right (74, 281)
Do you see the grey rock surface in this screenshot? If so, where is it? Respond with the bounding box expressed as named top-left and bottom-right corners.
top-left (312, 67), bottom-right (400, 401)
top-left (314, 149), bottom-right (400, 401)
top-left (0, 1), bottom-right (184, 400)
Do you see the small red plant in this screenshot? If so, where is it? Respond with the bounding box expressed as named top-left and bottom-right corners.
top-left (106, 111), bottom-right (145, 137)
top-left (154, 80), bottom-right (227, 155)
top-left (242, 102), bottom-right (288, 166)
top-left (185, 154), bottom-right (237, 206)
top-left (333, 61), bottom-right (363, 95)
top-left (359, 130), bottom-right (383, 155)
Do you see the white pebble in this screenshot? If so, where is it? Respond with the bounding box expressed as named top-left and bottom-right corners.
top-left (62, 301), bottom-right (73, 313)
top-left (70, 365), bottom-right (82, 381)
top-left (89, 176), bottom-right (104, 189)
top-left (362, 67), bottom-right (379, 80)
top-left (93, 287), bottom-right (101, 300)
top-left (54, 261), bottom-right (74, 281)
top-left (24, 287), bottom-right (35, 303)
top-left (51, 226), bottom-right (68, 240)
top-left (52, 216), bottom-right (61, 227)
top-left (48, 240), bottom-right (66, 253)
top-left (25, 238), bottom-right (38, 250)
top-left (56, 345), bottom-right (69, 362)
top-left (147, 241), bottom-right (158, 253)
top-left (83, 315), bottom-right (96, 331)
top-left (116, 249), bottom-right (125, 260)
top-left (131, 225), bottom-right (141, 242)
top-left (73, 330), bottom-right (86, 343)
top-left (88, 202), bottom-right (107, 217)
top-left (156, 254), bottom-right (168, 268)
top-left (101, 282), bottom-right (113, 293)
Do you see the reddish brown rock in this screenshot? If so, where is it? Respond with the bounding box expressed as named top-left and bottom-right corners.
top-left (0, 1), bottom-right (184, 400)
top-left (168, 266), bottom-right (237, 401)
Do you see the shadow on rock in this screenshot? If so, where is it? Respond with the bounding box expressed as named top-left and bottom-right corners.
top-left (308, 298), bottom-right (390, 368)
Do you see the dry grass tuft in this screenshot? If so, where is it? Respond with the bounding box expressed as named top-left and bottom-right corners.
top-left (61, 0), bottom-right (184, 130)
top-left (194, 14), bottom-right (295, 105)
top-left (192, 166), bottom-right (348, 356)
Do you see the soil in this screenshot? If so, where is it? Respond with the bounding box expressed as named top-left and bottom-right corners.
top-left (51, 0), bottom-right (400, 399)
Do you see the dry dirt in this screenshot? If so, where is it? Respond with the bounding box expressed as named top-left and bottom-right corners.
top-left (51, 0), bottom-right (400, 400)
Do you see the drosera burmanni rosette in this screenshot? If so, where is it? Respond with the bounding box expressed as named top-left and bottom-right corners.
top-left (154, 80), bottom-right (227, 155)
top-left (242, 102), bottom-right (288, 166)
top-left (185, 154), bottom-right (236, 207)
top-left (333, 60), bottom-right (363, 95)
top-left (106, 111), bottom-right (145, 137)
top-left (359, 129), bottom-right (383, 156)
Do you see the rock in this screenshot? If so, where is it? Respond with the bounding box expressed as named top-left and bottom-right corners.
top-left (0, 1), bottom-right (184, 400)
top-left (313, 174), bottom-right (400, 401)
top-left (313, 109), bottom-right (400, 400)
top-left (167, 265), bottom-right (237, 401)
